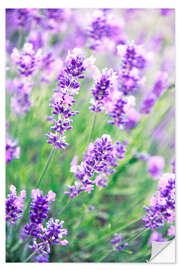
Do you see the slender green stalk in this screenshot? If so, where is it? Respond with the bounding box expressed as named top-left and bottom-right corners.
top-left (18, 29), bottom-right (24, 49)
top-left (58, 198), bottom-right (72, 216)
top-left (97, 228), bottom-right (148, 262)
top-left (24, 249), bottom-right (39, 262)
top-left (88, 112), bottom-right (97, 144)
top-left (36, 146), bottom-right (56, 188)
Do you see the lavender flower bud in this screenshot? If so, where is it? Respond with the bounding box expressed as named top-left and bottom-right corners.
top-left (11, 43), bottom-right (42, 77)
top-left (6, 185), bottom-right (26, 225)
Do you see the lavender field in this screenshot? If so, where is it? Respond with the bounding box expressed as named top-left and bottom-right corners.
top-left (6, 8), bottom-right (175, 263)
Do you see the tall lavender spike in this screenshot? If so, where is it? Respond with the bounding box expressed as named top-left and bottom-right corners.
top-left (117, 41), bottom-right (148, 95)
top-left (65, 134), bottom-right (126, 198)
top-left (24, 189), bottom-right (56, 237)
top-left (46, 48), bottom-right (95, 151)
top-left (142, 172), bottom-right (175, 230)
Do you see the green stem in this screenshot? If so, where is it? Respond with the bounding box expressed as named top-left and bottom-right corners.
top-left (88, 113), bottom-right (97, 144)
top-left (36, 146), bottom-right (56, 189)
top-left (58, 198), bottom-right (72, 216)
top-left (24, 249), bottom-right (39, 262)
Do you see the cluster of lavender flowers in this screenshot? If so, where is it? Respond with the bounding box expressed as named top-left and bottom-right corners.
top-left (6, 127), bottom-right (20, 164)
top-left (117, 41), bottom-right (147, 95)
top-left (43, 9), bottom-right (71, 32)
top-left (23, 189), bottom-right (68, 262)
top-left (46, 48), bottom-right (94, 150)
top-left (65, 134), bottom-right (126, 198)
top-left (141, 72), bottom-right (168, 114)
top-left (6, 185), bottom-right (26, 225)
top-left (8, 43), bottom-right (42, 120)
top-left (89, 65), bottom-right (140, 129)
top-left (142, 171), bottom-right (175, 230)
top-left (6, 9), bottom-right (71, 40)
top-left (111, 233), bottom-right (128, 251)
top-left (88, 9), bottom-right (125, 51)
top-left (6, 186), bottom-right (68, 262)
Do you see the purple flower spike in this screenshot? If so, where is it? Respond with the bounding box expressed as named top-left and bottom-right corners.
top-left (108, 97), bottom-right (128, 127)
top-left (147, 156), bottom-right (165, 179)
top-left (11, 43), bottom-right (42, 77)
top-left (141, 71), bottom-right (169, 114)
top-left (111, 233), bottom-right (128, 251)
top-left (117, 42), bottom-right (147, 71)
top-left (88, 9), bottom-right (125, 51)
top-left (6, 185), bottom-right (26, 225)
top-left (46, 48), bottom-right (94, 150)
top-left (65, 135), bottom-right (126, 198)
top-left (6, 133), bottom-right (20, 164)
top-left (90, 68), bottom-right (117, 112)
top-left (143, 172), bottom-right (175, 230)
top-left (117, 41), bottom-right (149, 95)
top-left (10, 80), bottom-right (33, 117)
top-left (29, 218), bottom-right (68, 260)
top-left (24, 189), bottom-right (56, 237)
top-left (64, 182), bottom-right (85, 198)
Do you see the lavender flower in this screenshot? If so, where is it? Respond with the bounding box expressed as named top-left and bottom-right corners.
top-left (152, 72), bottom-right (168, 97)
top-left (147, 156), bottom-right (165, 179)
top-left (11, 43), bottom-right (42, 77)
top-left (107, 95), bottom-right (138, 129)
top-left (117, 42), bottom-right (147, 71)
top-left (125, 107), bottom-right (140, 129)
top-left (65, 182), bottom-right (85, 198)
top-left (24, 189), bottom-right (56, 237)
top-left (13, 9), bottom-right (40, 29)
top-left (171, 159), bottom-right (175, 174)
top-left (117, 41), bottom-right (148, 95)
top-left (168, 225), bottom-right (175, 237)
top-left (88, 9), bottom-right (125, 51)
top-left (90, 68), bottom-right (117, 112)
top-left (29, 218), bottom-right (68, 261)
top-left (142, 172), bottom-right (175, 230)
top-left (6, 185), bottom-right (26, 225)
top-left (140, 93), bottom-right (156, 114)
top-left (141, 72), bottom-right (168, 114)
top-left (65, 134), bottom-right (126, 198)
top-left (34, 253), bottom-right (49, 263)
top-left (6, 133), bottom-right (20, 164)
top-left (43, 8), bottom-right (71, 32)
top-left (46, 48), bottom-right (94, 150)
top-left (10, 80), bottom-right (33, 117)
top-left (148, 231), bottom-right (167, 245)
top-left (108, 96), bottom-right (128, 127)
top-left (111, 233), bottom-right (128, 251)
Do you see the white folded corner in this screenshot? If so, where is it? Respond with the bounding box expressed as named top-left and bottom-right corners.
top-left (148, 239), bottom-right (175, 263)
